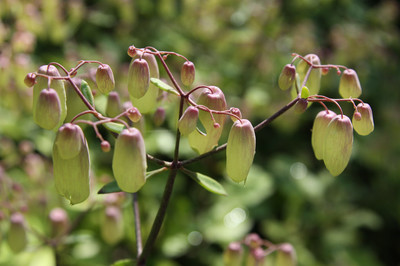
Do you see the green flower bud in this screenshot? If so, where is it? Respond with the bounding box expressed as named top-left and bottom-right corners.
top-left (297, 54), bottom-right (321, 95)
top-left (311, 110), bottom-right (336, 160)
top-left (275, 243), bottom-right (297, 266)
top-left (278, 64), bottom-right (296, 91)
top-left (294, 98), bottom-right (308, 114)
top-left (24, 72), bottom-right (36, 87)
top-left (244, 233), bottom-right (262, 249)
top-left (230, 107), bottom-right (242, 122)
top-left (106, 91), bottom-right (123, 118)
top-left (96, 64), bottom-right (115, 94)
top-left (353, 103), bottom-right (374, 136)
top-left (7, 213), bottom-right (27, 253)
top-left (339, 69), bottom-right (362, 98)
top-left (101, 206), bottom-right (123, 245)
top-left (153, 107), bottom-right (166, 126)
top-left (54, 123), bottom-right (84, 159)
top-left (126, 107), bottom-right (142, 123)
top-left (112, 128), bottom-right (147, 193)
top-left (101, 141), bottom-right (111, 153)
top-left (181, 61), bottom-right (196, 86)
top-left (34, 88), bottom-right (62, 130)
top-left (223, 242), bottom-right (243, 266)
top-left (178, 106), bottom-right (199, 136)
top-left (226, 119), bottom-right (256, 183)
top-left (49, 208), bottom-right (69, 237)
top-left (246, 247), bottom-right (265, 266)
top-left (323, 114), bottom-right (353, 176)
top-left (128, 58), bottom-right (150, 99)
top-left (65, 78), bottom-right (91, 122)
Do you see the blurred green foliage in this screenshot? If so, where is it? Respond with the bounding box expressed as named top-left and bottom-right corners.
top-left (0, 0), bottom-right (399, 265)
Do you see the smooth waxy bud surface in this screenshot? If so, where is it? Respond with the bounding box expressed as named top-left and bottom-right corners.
top-left (24, 73), bottom-right (36, 87)
top-left (7, 213), bottom-right (27, 253)
top-left (55, 123), bottom-right (84, 159)
top-left (297, 54), bottom-right (321, 95)
top-left (178, 106), bottom-right (199, 136)
top-left (112, 128), bottom-right (147, 193)
top-left (278, 64), bottom-right (296, 91)
top-left (126, 107), bottom-right (142, 123)
top-left (339, 69), bottom-right (362, 98)
top-left (128, 59), bottom-right (150, 99)
top-left (49, 208), bottom-right (69, 237)
top-left (101, 206), bottom-right (123, 245)
top-left (226, 119), bottom-right (256, 183)
top-left (353, 103), bottom-right (374, 136)
top-left (35, 88), bottom-right (62, 130)
top-left (181, 61), bottom-right (195, 86)
top-left (311, 110), bottom-right (336, 160)
top-left (96, 64), bottom-right (115, 94)
top-left (323, 114), bottom-right (353, 176)
top-left (106, 91), bottom-right (122, 118)
top-left (153, 107), bottom-right (166, 126)
top-left (275, 243), bottom-right (297, 266)
top-left (223, 242), bottom-right (243, 266)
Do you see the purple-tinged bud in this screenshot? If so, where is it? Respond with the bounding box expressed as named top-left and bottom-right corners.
top-left (339, 69), bottom-right (362, 98)
top-left (112, 128), bottom-right (147, 193)
top-left (7, 213), bottom-right (27, 253)
top-left (352, 103), bottom-right (374, 136)
top-left (321, 67), bottom-right (330, 76)
top-left (178, 106), bottom-right (199, 136)
top-left (126, 107), bottom-right (142, 123)
top-left (275, 243), bottom-right (297, 266)
top-left (101, 141), bottom-right (111, 152)
top-left (24, 72), bottom-right (36, 87)
top-left (34, 88), bottom-right (62, 130)
top-left (127, 45), bottom-right (137, 57)
top-left (128, 58), bottom-right (150, 99)
top-left (323, 114), bottom-right (353, 176)
top-left (246, 247), bottom-right (266, 266)
top-left (244, 233), bottom-right (262, 249)
top-left (106, 91), bottom-right (123, 118)
top-left (181, 61), bottom-right (196, 86)
top-left (96, 64), bottom-right (115, 94)
top-left (153, 107), bottom-right (166, 126)
top-left (226, 119), bottom-right (256, 183)
top-left (297, 54), bottom-right (321, 95)
top-left (278, 64), bottom-right (296, 91)
top-left (101, 206), bottom-right (123, 245)
top-left (311, 110), bottom-right (336, 160)
top-left (223, 242), bottom-right (243, 266)
top-left (294, 98), bottom-right (308, 114)
top-left (55, 123), bottom-right (84, 159)
top-left (230, 107), bottom-right (242, 122)
top-left (49, 208), bottom-right (69, 237)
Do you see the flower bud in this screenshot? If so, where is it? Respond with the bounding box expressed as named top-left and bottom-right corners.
top-left (297, 54), bottom-right (321, 95)
top-left (178, 106), bottom-right (199, 136)
top-left (101, 206), bottom-right (123, 245)
top-left (278, 64), bottom-right (296, 91)
top-left (181, 61), bottom-right (196, 86)
top-left (353, 103), bottom-right (374, 136)
top-left (126, 107), bottom-right (142, 123)
top-left (275, 243), bottom-right (297, 266)
top-left (323, 114), bottom-right (353, 176)
top-left (112, 128), bottom-right (147, 193)
top-left (24, 72), bottom-right (36, 87)
top-left (96, 64), bottom-right (115, 94)
top-left (101, 141), bottom-right (111, 152)
top-left (34, 88), bottom-right (62, 130)
top-left (244, 233), bottom-right (262, 249)
top-left (321, 67), bottom-right (330, 75)
top-left (49, 208), bottom-right (69, 237)
top-left (246, 247), bottom-right (265, 266)
top-left (311, 110), bottom-right (336, 160)
top-left (153, 107), bottom-right (166, 126)
top-left (65, 78), bottom-right (91, 122)
top-left (7, 213), bottom-right (27, 253)
top-left (226, 119), bottom-right (256, 183)
top-left (294, 98), bottom-right (308, 114)
top-left (128, 58), bottom-right (150, 99)
top-left (54, 123), bottom-right (84, 159)
top-left (106, 91), bottom-right (123, 118)
top-left (353, 111), bottom-right (362, 121)
top-left (223, 242), bottom-right (243, 266)
top-left (230, 107), bottom-right (242, 122)
top-left (339, 69), bottom-right (362, 98)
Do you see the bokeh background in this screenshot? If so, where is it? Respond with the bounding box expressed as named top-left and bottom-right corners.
top-left (1, 0), bottom-right (399, 265)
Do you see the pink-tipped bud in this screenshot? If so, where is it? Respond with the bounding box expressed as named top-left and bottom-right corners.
top-left (55, 123), bottom-right (84, 159)
top-left (127, 45), bottom-right (137, 57)
top-left (153, 107), bottom-right (166, 126)
top-left (276, 243), bottom-right (297, 266)
top-left (106, 91), bottom-right (123, 118)
top-left (244, 233), bottom-right (262, 249)
top-left (230, 107), bottom-right (242, 122)
top-left (101, 141), bottom-right (111, 152)
top-left (7, 213), bottom-right (27, 253)
top-left (34, 88), bottom-right (62, 130)
top-left (112, 128), bottom-right (147, 193)
top-left (223, 242), bottom-right (243, 266)
top-left (246, 247), bottom-right (266, 266)
top-left (24, 72), bottom-right (36, 87)
top-left (323, 115), bottom-right (353, 176)
top-left (311, 110), bottom-right (336, 160)
top-left (178, 106), bottom-right (199, 136)
top-left (298, 54), bottom-right (321, 95)
top-left (128, 58), bottom-right (150, 99)
top-left (181, 61), bottom-right (196, 86)
top-left (226, 119), bottom-right (256, 183)
top-left (126, 107), bottom-right (142, 123)
top-left (339, 69), bottom-right (362, 98)
top-left (101, 206), bottom-right (123, 244)
top-left (49, 208), bottom-right (69, 237)
top-left (278, 64), bottom-right (296, 91)
top-left (96, 64), bottom-right (115, 94)
top-left (353, 103), bottom-right (374, 136)
top-left (321, 67), bottom-right (330, 76)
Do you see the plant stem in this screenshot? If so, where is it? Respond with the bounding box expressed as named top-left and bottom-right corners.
top-left (132, 192), bottom-right (143, 257)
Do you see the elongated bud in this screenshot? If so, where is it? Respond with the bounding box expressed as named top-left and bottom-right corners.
top-left (55, 123), bottom-right (84, 159)
top-left (7, 213), bottom-right (27, 253)
top-left (101, 206), bottom-right (124, 245)
top-left (339, 69), bottom-right (362, 98)
top-left (323, 115), bottom-right (353, 176)
top-left (298, 54), bottom-right (321, 95)
top-left (106, 91), bottom-right (123, 118)
top-left (112, 128), bottom-right (147, 193)
top-left (311, 110), bottom-right (336, 160)
top-left (178, 106), bottom-right (199, 136)
top-left (275, 243), bottom-right (297, 266)
top-left (226, 119), bottom-right (256, 183)
top-left (223, 242), bottom-right (243, 266)
top-left (153, 107), bottom-right (166, 126)
top-left (65, 78), bottom-right (90, 122)
top-left (278, 64), bottom-right (296, 91)
top-left (128, 58), bottom-right (150, 99)
top-left (181, 61), bottom-right (195, 86)
top-left (353, 103), bottom-right (374, 136)
top-left (24, 72), bottom-right (36, 87)
top-left (246, 247), bottom-right (265, 266)
top-left (96, 64), bottom-right (115, 94)
top-left (34, 88), bottom-right (62, 130)
top-left (49, 208), bottom-right (69, 237)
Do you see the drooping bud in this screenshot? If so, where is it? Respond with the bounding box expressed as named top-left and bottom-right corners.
top-left (181, 61), bottom-right (196, 86)
top-left (278, 64), bottom-right (296, 91)
top-left (321, 67), bottom-right (330, 76)
top-left (353, 111), bottom-right (362, 121)
top-left (126, 107), bottom-right (142, 123)
top-left (246, 247), bottom-right (266, 266)
top-left (226, 119), bottom-right (256, 183)
top-left (54, 123), bottom-right (84, 159)
top-left (101, 141), bottom-right (111, 152)
top-left (128, 58), bottom-right (150, 99)
top-left (34, 88), bottom-right (62, 130)
top-left (49, 208), bottom-right (69, 237)
top-left (223, 242), bottom-right (243, 266)
top-left (24, 72), bottom-right (36, 87)
top-left (323, 114), bottom-right (353, 176)
top-left (153, 107), bottom-right (166, 126)
top-left (275, 243), bottom-right (297, 266)
top-left (339, 69), bottom-right (362, 98)
top-left (352, 103), bottom-right (374, 136)
top-left (106, 91), bottom-right (123, 118)
top-left (230, 107), bottom-right (242, 122)
top-left (244, 233), bottom-right (262, 249)
top-left (311, 110), bottom-right (336, 160)
top-left (65, 78), bottom-right (91, 122)
top-left (178, 106), bottom-right (199, 136)
top-left (294, 98), bottom-right (308, 114)
top-left (96, 64), bottom-right (115, 94)
top-left (101, 206), bottom-right (123, 245)
top-left (7, 213), bottom-right (27, 253)
top-left (297, 54), bottom-right (321, 95)
top-left (112, 128), bottom-right (147, 193)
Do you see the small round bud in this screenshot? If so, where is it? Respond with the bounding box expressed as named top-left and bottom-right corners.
top-left (153, 107), bottom-right (166, 126)
top-left (278, 64), bottom-right (296, 91)
top-left (127, 45), bottom-right (137, 57)
top-left (311, 110), bottom-right (336, 160)
top-left (213, 122), bottom-right (220, 129)
top-left (223, 242), bottom-right (243, 266)
top-left (178, 106), bottom-right (199, 136)
top-left (353, 111), bottom-right (362, 121)
top-left (126, 107), bottom-right (142, 123)
top-left (34, 88), bottom-right (62, 130)
top-left (101, 141), bottom-right (111, 152)
top-left (352, 103), bottom-right (374, 136)
top-left (24, 72), bottom-right (36, 87)
top-left (55, 123), bottom-right (84, 159)
top-left (181, 61), bottom-right (196, 86)
top-left (96, 64), bottom-right (115, 94)
top-left (230, 107), bottom-right (242, 122)
top-left (339, 69), bottom-right (362, 98)
top-left (128, 58), bottom-right (150, 99)
top-left (321, 67), bottom-right (329, 75)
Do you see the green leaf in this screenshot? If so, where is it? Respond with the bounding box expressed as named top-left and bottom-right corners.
top-left (103, 122), bottom-right (125, 134)
top-left (80, 80), bottom-right (95, 106)
top-left (111, 259), bottom-right (136, 266)
top-left (181, 168), bottom-right (227, 196)
top-left (146, 167), bottom-right (168, 180)
top-left (150, 78), bottom-right (179, 95)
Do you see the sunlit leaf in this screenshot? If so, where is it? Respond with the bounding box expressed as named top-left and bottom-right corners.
top-left (103, 122), bottom-right (125, 134)
top-left (181, 168), bottom-right (227, 196)
top-left (150, 78), bottom-right (179, 95)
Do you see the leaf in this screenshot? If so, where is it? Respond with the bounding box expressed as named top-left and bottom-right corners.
top-left (146, 167), bottom-right (168, 180)
top-left (181, 168), bottom-right (227, 196)
top-left (111, 259), bottom-right (136, 266)
top-left (80, 80), bottom-right (95, 106)
top-left (103, 122), bottom-right (125, 134)
top-left (150, 78), bottom-right (179, 95)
